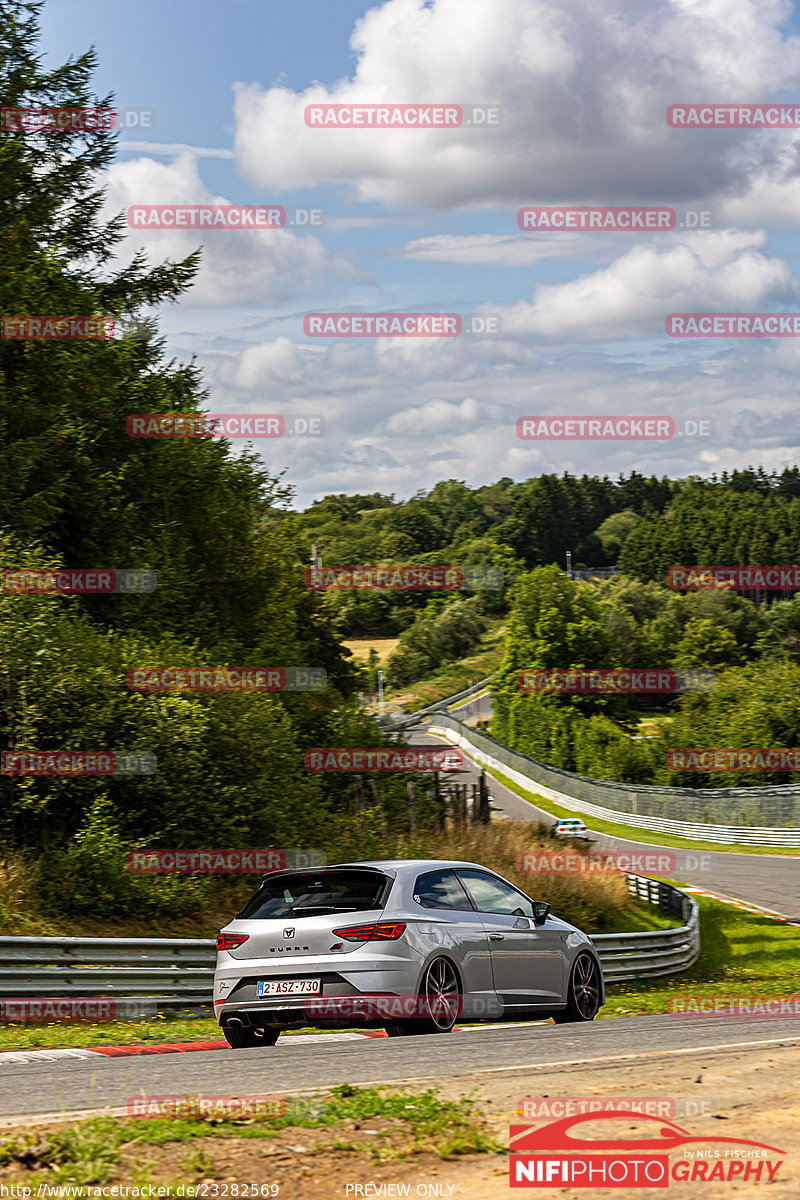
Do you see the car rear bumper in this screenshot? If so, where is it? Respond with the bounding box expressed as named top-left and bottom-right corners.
top-left (214, 954), bottom-right (420, 1026)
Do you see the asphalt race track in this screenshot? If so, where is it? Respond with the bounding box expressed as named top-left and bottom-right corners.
top-left (415, 728), bottom-right (800, 921)
top-left (0, 1017), bottom-right (798, 1122)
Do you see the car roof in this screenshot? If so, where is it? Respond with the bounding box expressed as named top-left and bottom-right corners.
top-left (276, 859), bottom-right (503, 874)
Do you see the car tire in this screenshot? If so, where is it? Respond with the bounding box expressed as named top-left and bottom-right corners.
top-left (384, 956), bottom-right (461, 1037)
top-left (222, 1023), bottom-right (280, 1048)
top-left (552, 953), bottom-right (602, 1023)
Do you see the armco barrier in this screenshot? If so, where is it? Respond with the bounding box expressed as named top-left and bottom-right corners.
top-left (428, 715), bottom-right (800, 847)
top-left (377, 673), bottom-right (497, 731)
top-left (0, 936), bottom-right (215, 1008)
top-left (0, 876), bottom-right (697, 1009)
top-left (592, 875), bottom-right (699, 983)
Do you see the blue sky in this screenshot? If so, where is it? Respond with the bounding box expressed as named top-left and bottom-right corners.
top-left (38, 0), bottom-right (800, 507)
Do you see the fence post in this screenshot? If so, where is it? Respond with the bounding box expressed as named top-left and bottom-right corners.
top-left (367, 777), bottom-right (389, 843)
top-left (354, 775), bottom-right (365, 840)
top-left (407, 781), bottom-right (418, 836)
top-left (478, 770), bottom-right (490, 824)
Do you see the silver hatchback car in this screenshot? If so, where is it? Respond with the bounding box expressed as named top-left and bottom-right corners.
top-left (214, 859), bottom-right (604, 1047)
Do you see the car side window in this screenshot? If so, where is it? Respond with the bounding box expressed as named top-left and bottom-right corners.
top-left (413, 869), bottom-right (475, 911)
top-left (456, 869), bottom-right (534, 917)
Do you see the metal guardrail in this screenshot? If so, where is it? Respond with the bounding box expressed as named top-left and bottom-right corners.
top-left (428, 715), bottom-right (800, 846)
top-left (592, 875), bottom-right (700, 983)
top-left (0, 874), bottom-right (697, 1004)
top-left (378, 673), bottom-right (497, 732)
top-left (0, 936), bottom-right (215, 1001)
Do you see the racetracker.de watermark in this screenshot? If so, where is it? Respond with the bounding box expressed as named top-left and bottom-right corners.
top-left (0, 751), bottom-right (155, 776)
top-left (516, 416), bottom-right (711, 440)
top-left (303, 312), bottom-right (501, 337)
top-left (668, 995), bottom-right (800, 1017)
top-left (667, 313), bottom-right (800, 336)
top-left (1, 316), bottom-right (115, 340)
top-left (0, 569), bottom-right (156, 594)
top-left (305, 565), bottom-right (502, 591)
top-left (668, 103), bottom-right (800, 127)
top-left (667, 565), bottom-right (800, 590)
top-left (127, 1094), bottom-right (285, 1119)
top-left (1, 998), bottom-right (157, 1023)
top-left (304, 747), bottom-right (463, 773)
top-left (667, 748), bottom-right (800, 772)
top-left (128, 849), bottom-right (326, 873)
top-left (517, 1096), bottom-right (716, 1119)
top-left (1, 106), bottom-right (156, 132)
top-left (304, 103), bottom-right (500, 127)
top-left (517, 850), bottom-right (680, 875)
top-left (304, 994), bottom-right (503, 1020)
top-left (127, 206), bottom-right (324, 229)
top-left (127, 667), bottom-right (326, 692)
top-left (518, 668), bottom-right (715, 694)
top-left (517, 206), bottom-right (711, 230)
top-left (127, 414), bottom-right (323, 439)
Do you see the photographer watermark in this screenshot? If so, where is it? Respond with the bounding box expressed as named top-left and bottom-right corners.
top-left (0, 569), bottom-right (156, 594)
top-left (304, 746), bottom-right (463, 773)
top-left (668, 748), bottom-right (800, 772)
top-left (304, 103), bottom-right (500, 128)
top-left (517, 206), bottom-right (711, 231)
top-left (667, 565), bottom-right (800, 591)
top-left (303, 312), bottom-right (501, 337)
top-left (127, 414), bottom-right (323, 439)
top-left (304, 994), bottom-right (503, 1020)
top-left (1, 106), bottom-right (156, 132)
top-left (668, 994), bottom-right (800, 1017)
top-left (127, 1094), bottom-right (285, 1119)
top-left (520, 850), bottom-right (671, 875)
top-left (127, 205), bottom-right (324, 230)
top-left (668, 313), bottom-right (800, 336)
top-left (1, 751), bottom-right (155, 776)
top-left (518, 668), bottom-right (716, 694)
top-left (128, 848), bottom-right (326, 873)
top-left (1, 316), bottom-right (115, 340)
top-left (1, 998), bottom-right (157, 1022)
top-left (127, 667), bottom-right (326, 692)
top-left (516, 1096), bottom-right (716, 1119)
top-left (668, 104), bottom-right (800, 127)
top-left (305, 565), bottom-right (502, 591)
top-left (517, 416), bottom-right (711, 440)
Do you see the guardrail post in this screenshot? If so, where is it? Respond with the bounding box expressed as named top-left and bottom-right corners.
top-left (407, 781), bottom-right (418, 836)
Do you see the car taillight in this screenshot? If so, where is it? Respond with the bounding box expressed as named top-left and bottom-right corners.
top-left (331, 922), bottom-right (406, 942)
top-left (217, 932), bottom-right (249, 952)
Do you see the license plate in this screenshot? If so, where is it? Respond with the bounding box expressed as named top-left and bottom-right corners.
top-left (257, 979), bottom-right (321, 997)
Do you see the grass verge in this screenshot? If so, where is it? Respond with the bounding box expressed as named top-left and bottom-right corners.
top-left (385, 624), bottom-right (505, 712)
top-left (0, 1085), bottom-right (503, 1188)
top-left (601, 894), bottom-right (800, 1018)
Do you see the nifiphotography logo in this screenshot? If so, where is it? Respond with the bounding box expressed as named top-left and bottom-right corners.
top-left (508, 1111), bottom-right (785, 1187)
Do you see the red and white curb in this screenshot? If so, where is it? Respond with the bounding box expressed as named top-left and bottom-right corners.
top-left (0, 1022), bottom-right (534, 1065)
top-left (0, 1031), bottom-right (379, 1065)
top-left (681, 886), bottom-right (799, 923)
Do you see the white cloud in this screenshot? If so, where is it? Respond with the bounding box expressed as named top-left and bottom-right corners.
top-left (399, 233), bottom-right (619, 266)
top-left (232, 0), bottom-right (800, 209)
top-left (103, 151), bottom-right (359, 305)
top-left (497, 231), bottom-right (796, 339)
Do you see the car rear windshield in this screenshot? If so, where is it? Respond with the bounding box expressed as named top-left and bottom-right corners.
top-left (236, 869), bottom-right (391, 920)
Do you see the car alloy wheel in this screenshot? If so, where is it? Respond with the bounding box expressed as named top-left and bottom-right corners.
top-left (385, 956), bottom-right (461, 1036)
top-left (553, 952), bottom-right (601, 1023)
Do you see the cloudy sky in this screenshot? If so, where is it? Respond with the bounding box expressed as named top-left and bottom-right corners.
top-left (43, 0), bottom-right (800, 507)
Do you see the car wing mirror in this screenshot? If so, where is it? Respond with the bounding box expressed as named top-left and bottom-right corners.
top-left (533, 901), bottom-right (551, 926)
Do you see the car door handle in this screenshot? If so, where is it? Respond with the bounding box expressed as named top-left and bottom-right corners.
top-left (488, 932), bottom-right (505, 941)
